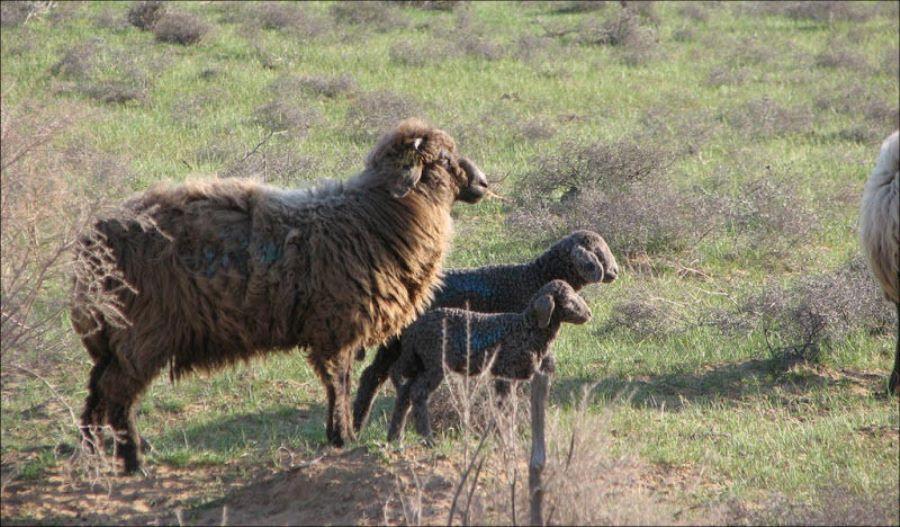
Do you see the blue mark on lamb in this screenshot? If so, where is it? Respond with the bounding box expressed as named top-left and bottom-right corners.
top-left (439, 273), bottom-right (494, 302)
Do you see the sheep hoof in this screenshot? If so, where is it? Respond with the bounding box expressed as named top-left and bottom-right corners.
top-left (889, 371), bottom-right (899, 396)
top-left (121, 462), bottom-right (146, 477)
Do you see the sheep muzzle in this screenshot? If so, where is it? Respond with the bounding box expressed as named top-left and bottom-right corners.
top-left (457, 157), bottom-right (488, 203)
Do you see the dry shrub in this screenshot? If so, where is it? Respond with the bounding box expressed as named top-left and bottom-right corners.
top-left (884, 47), bottom-right (900, 78)
top-left (741, 256), bottom-right (895, 364)
top-left (814, 39), bottom-right (872, 72)
top-left (93, 8), bottom-right (130, 32)
top-left (251, 99), bottom-right (321, 137)
top-left (254, 1), bottom-right (309, 30)
top-left (222, 142), bottom-right (319, 186)
top-left (344, 90), bottom-right (422, 142)
top-left (235, 1), bottom-right (330, 38)
top-left (750, 1), bottom-right (875, 23)
top-left (750, 485), bottom-right (900, 526)
top-left (50, 40), bottom-right (155, 105)
top-left (671, 26), bottom-right (696, 42)
top-left (816, 83), bottom-right (900, 145)
top-left (268, 74), bottom-right (356, 100)
top-left (389, 41), bottom-right (442, 67)
top-left (513, 34), bottom-right (557, 62)
top-left (0, 101), bottom-right (135, 366)
top-left (724, 97), bottom-right (814, 138)
top-left (1, 0), bottom-right (54, 27)
top-left (716, 173), bottom-right (818, 260)
top-left (640, 105), bottom-right (722, 157)
top-left (330, 1), bottom-right (409, 33)
top-left (553, 1), bottom-right (608, 14)
top-left (538, 402), bottom-right (681, 526)
top-left (573, 9), bottom-right (660, 64)
top-left (396, 0), bottom-right (465, 11)
top-left (603, 285), bottom-right (686, 338)
top-left (433, 381), bottom-right (684, 525)
top-left (442, 8), bottom-right (507, 61)
top-left (705, 66), bottom-right (751, 87)
top-left (679, 2), bottom-right (710, 21)
top-left (509, 137), bottom-right (704, 260)
top-left (152, 10), bottom-right (209, 45)
top-left (127, 0), bottom-right (166, 30)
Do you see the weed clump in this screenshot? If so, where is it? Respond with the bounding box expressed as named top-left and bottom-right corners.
top-left (816, 83), bottom-right (900, 144)
top-left (741, 256), bottom-right (895, 364)
top-left (554, 1), bottom-right (608, 14)
top-left (50, 40), bottom-right (156, 105)
top-left (509, 137), bottom-right (706, 259)
top-left (345, 90), bottom-right (422, 142)
top-left (152, 10), bottom-right (209, 45)
top-left (814, 46), bottom-right (870, 72)
top-left (716, 173), bottom-right (819, 260)
top-left (222, 144), bottom-right (318, 186)
top-left (605, 287), bottom-right (684, 338)
top-left (724, 97), bottom-right (814, 138)
top-left (397, 0), bottom-right (465, 11)
top-left (560, 7), bottom-right (659, 65)
top-left (251, 100), bottom-right (321, 137)
top-left (751, 1), bottom-right (875, 23)
top-left (127, 0), bottom-right (166, 30)
top-left (330, 1), bottom-right (409, 32)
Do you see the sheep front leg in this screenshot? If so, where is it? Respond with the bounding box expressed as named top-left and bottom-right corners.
top-left (315, 354), bottom-right (356, 447)
top-left (353, 337), bottom-right (402, 433)
top-left (388, 378), bottom-right (415, 443)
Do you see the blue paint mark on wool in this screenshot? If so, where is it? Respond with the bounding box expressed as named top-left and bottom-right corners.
top-left (451, 324), bottom-right (506, 353)
top-left (440, 273), bottom-right (494, 301)
top-left (203, 247), bottom-right (217, 278)
top-left (259, 241), bottom-right (281, 264)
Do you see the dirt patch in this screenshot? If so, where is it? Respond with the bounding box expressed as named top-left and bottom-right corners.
top-left (186, 447), bottom-right (455, 526)
top-left (1, 447), bottom-right (457, 526)
top-left (1, 464), bottom-right (242, 525)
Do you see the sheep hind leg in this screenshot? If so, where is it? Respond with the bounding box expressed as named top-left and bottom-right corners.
top-left (80, 356), bottom-right (111, 454)
top-left (411, 374), bottom-right (443, 447)
top-left (98, 361), bottom-right (149, 475)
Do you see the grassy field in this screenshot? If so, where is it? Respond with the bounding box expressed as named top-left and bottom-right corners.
top-left (1, 1), bottom-right (898, 525)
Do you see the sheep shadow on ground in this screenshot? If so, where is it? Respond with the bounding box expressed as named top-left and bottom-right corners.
top-left (550, 356), bottom-right (886, 412)
top-left (151, 404), bottom-right (329, 456)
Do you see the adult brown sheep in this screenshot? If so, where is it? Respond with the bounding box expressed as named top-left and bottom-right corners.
top-left (70, 118), bottom-right (489, 473)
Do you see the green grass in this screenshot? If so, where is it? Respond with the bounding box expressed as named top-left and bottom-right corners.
top-left (1, 1), bottom-right (898, 523)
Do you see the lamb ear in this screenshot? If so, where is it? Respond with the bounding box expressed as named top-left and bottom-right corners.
top-left (528, 294), bottom-right (555, 329)
top-left (571, 245), bottom-right (604, 283)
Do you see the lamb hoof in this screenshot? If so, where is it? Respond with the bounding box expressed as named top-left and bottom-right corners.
top-left (140, 437), bottom-right (154, 454)
top-left (889, 370), bottom-right (899, 396)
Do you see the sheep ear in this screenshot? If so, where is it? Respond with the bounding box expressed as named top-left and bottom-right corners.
top-left (571, 245), bottom-right (604, 283)
top-left (390, 162), bottom-right (423, 198)
top-left (390, 137), bottom-right (426, 198)
top-left (528, 294), bottom-right (555, 329)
